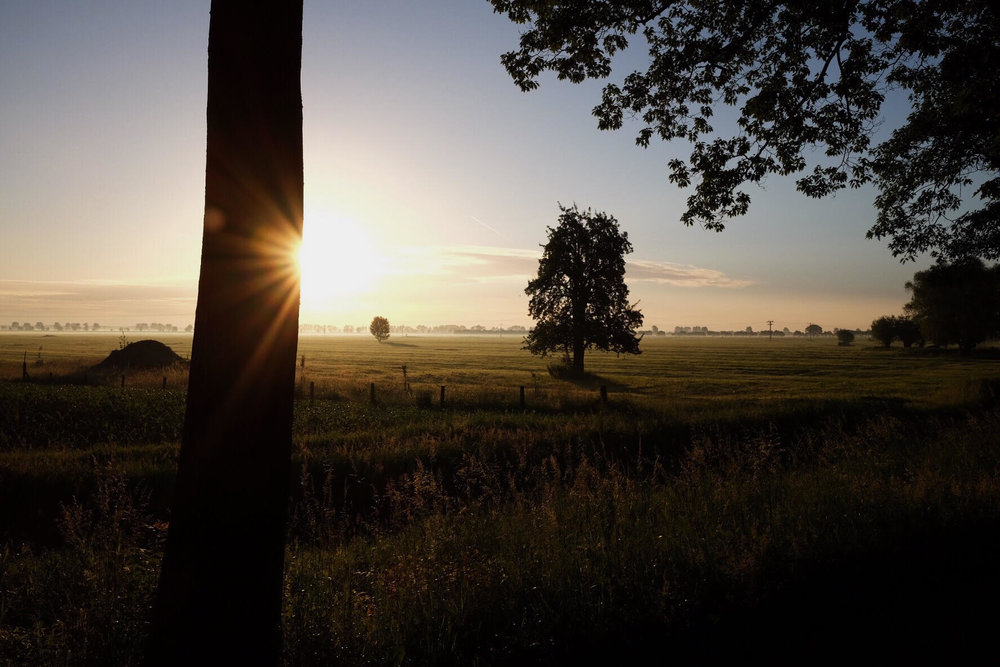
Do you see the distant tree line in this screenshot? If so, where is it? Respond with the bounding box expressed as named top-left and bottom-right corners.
top-left (0, 320), bottom-right (202, 333)
top-left (296, 322), bottom-right (878, 339)
top-left (133, 322), bottom-right (182, 333)
top-left (298, 323), bottom-right (530, 335)
top-left (664, 326), bottom-right (856, 338)
top-left (4, 321), bottom-right (100, 332)
top-left (0, 322), bottom-right (197, 333)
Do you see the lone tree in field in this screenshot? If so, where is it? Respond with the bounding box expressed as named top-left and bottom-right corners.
top-left (524, 204), bottom-right (643, 375)
top-left (147, 2), bottom-right (303, 664)
top-left (805, 324), bottom-right (823, 338)
top-left (491, 1), bottom-right (1000, 261)
top-left (904, 258), bottom-right (1000, 353)
top-left (370, 316), bottom-right (391, 343)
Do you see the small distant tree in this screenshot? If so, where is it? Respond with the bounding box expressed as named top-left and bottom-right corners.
top-left (524, 204), bottom-right (643, 374)
top-left (805, 323), bottom-right (822, 338)
top-left (369, 316), bottom-right (391, 343)
top-left (836, 329), bottom-right (855, 346)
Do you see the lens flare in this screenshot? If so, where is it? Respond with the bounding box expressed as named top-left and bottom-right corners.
top-left (297, 210), bottom-right (381, 313)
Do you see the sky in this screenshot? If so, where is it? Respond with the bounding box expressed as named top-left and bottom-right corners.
top-left (0, 1), bottom-right (936, 333)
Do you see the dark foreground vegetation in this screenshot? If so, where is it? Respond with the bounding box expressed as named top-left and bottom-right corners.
top-left (2, 368), bottom-right (1000, 664)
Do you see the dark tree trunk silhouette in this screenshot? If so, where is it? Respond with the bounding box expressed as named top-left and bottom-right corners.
top-left (572, 302), bottom-right (586, 374)
top-left (146, 1), bottom-right (303, 664)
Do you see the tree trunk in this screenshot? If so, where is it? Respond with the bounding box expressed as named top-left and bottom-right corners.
top-left (145, 2), bottom-right (303, 664)
top-left (572, 337), bottom-right (585, 374)
top-left (572, 291), bottom-right (586, 374)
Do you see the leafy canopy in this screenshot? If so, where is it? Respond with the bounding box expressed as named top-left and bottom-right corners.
top-left (369, 316), bottom-right (391, 343)
top-left (490, 0), bottom-right (1000, 261)
top-left (870, 314), bottom-right (922, 347)
top-left (524, 204), bottom-right (643, 373)
top-left (904, 258), bottom-right (1000, 352)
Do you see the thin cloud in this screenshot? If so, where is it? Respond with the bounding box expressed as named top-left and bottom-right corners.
top-left (390, 246), bottom-right (749, 288)
top-left (0, 280), bottom-right (196, 321)
top-left (392, 245), bottom-right (539, 281)
top-left (626, 259), bottom-right (752, 288)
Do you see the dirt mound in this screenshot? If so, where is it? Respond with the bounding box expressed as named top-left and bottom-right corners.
top-left (96, 340), bottom-right (186, 370)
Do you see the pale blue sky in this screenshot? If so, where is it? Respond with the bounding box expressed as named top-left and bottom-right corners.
top-left (1, 1), bottom-right (932, 331)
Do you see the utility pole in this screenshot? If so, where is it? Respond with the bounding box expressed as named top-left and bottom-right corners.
top-left (766, 320), bottom-right (774, 341)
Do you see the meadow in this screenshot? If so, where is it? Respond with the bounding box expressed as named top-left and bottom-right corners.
top-left (2, 332), bottom-right (999, 664)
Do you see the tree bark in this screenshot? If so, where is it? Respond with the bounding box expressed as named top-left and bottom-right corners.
top-left (145, 2), bottom-right (303, 664)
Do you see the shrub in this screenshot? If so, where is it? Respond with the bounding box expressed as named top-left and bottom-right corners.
top-left (836, 329), bottom-right (855, 346)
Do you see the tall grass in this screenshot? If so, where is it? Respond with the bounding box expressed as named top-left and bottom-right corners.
top-left (4, 406), bottom-right (1000, 663)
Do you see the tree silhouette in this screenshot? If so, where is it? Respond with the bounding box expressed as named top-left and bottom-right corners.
top-left (836, 329), bottom-right (855, 346)
top-left (145, 2), bottom-right (303, 664)
top-left (805, 324), bottom-right (823, 338)
top-left (904, 258), bottom-right (1000, 353)
top-left (370, 316), bottom-right (391, 343)
top-left (524, 204), bottom-right (643, 374)
top-left (870, 316), bottom-right (897, 348)
top-left (870, 315), bottom-right (923, 348)
top-left (491, 1), bottom-right (1000, 261)
top-left (896, 317), bottom-right (923, 348)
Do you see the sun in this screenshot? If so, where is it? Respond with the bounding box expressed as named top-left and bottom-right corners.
top-left (297, 211), bottom-right (381, 311)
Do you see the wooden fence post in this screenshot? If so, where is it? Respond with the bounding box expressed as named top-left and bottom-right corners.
top-left (370, 382), bottom-right (376, 404)
top-left (309, 381), bottom-right (315, 403)
top-left (162, 376), bottom-right (167, 389)
top-left (519, 385), bottom-right (525, 409)
top-left (440, 385), bottom-right (445, 409)
top-left (121, 375), bottom-right (126, 388)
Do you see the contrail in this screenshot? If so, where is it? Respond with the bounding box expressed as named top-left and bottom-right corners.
top-left (471, 215), bottom-right (505, 239)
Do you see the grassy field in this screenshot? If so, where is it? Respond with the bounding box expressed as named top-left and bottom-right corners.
top-left (2, 333), bottom-right (1000, 664)
top-left (3, 331), bottom-right (996, 407)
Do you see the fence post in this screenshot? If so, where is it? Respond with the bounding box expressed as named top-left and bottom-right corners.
top-left (121, 375), bottom-right (126, 388)
top-left (519, 385), bottom-right (525, 409)
top-left (440, 385), bottom-right (445, 409)
top-left (600, 385), bottom-right (608, 403)
top-left (370, 382), bottom-right (376, 404)
top-left (310, 381), bottom-right (315, 403)
top-left (162, 376), bottom-right (167, 389)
